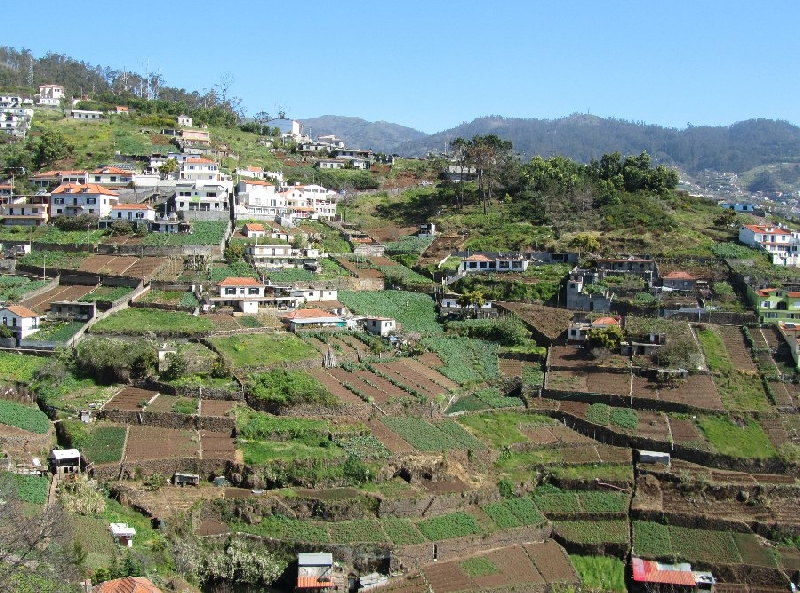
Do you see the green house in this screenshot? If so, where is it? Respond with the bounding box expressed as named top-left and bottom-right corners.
top-left (750, 286), bottom-right (800, 323)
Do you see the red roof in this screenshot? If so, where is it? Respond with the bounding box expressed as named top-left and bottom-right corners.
top-left (243, 223), bottom-right (266, 232)
top-left (217, 277), bottom-right (263, 287)
top-left (114, 204), bottom-right (152, 210)
top-left (241, 179), bottom-right (274, 186)
top-left (464, 254), bottom-right (491, 261)
top-left (184, 158), bottom-right (215, 164)
top-left (246, 166), bottom-right (264, 172)
top-left (93, 576), bottom-right (162, 593)
top-left (631, 558), bottom-right (695, 586)
top-left (742, 224), bottom-right (791, 235)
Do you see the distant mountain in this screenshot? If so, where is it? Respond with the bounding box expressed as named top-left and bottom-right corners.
top-left (393, 115), bottom-right (800, 176)
top-left (298, 116), bottom-right (427, 155)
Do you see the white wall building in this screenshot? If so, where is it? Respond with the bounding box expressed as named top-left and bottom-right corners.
top-left (38, 84), bottom-right (64, 106)
top-left (0, 305), bottom-right (42, 339)
top-left (50, 183), bottom-right (118, 217)
top-left (739, 224), bottom-right (800, 266)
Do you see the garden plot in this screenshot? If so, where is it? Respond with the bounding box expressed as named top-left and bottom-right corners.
top-left (328, 368), bottom-right (392, 403)
top-left (375, 361), bottom-right (449, 398)
top-left (769, 381), bottom-right (795, 407)
top-left (199, 400), bottom-right (237, 417)
top-left (403, 358), bottom-right (460, 390)
top-left (498, 355), bottom-right (523, 378)
top-left (200, 430), bottom-right (237, 461)
top-left (307, 369), bottom-right (365, 405)
top-left (759, 417), bottom-right (791, 450)
top-left (718, 325), bottom-right (758, 372)
top-left (631, 373), bottom-right (724, 410)
top-left (104, 386), bottom-right (159, 411)
top-left (365, 419), bottom-right (413, 455)
top-left (667, 418), bottom-right (705, 445)
top-left (382, 417), bottom-right (486, 452)
top-left (334, 256), bottom-right (384, 279)
top-left (417, 351), bottom-right (444, 368)
top-left (78, 254), bottom-right (166, 279)
top-left (21, 283), bottom-right (94, 313)
top-left (585, 371), bottom-right (631, 395)
top-left (124, 426), bottom-right (199, 460)
top-left (421, 562), bottom-right (473, 593)
top-left (520, 423), bottom-right (597, 446)
top-left (549, 346), bottom-right (630, 370)
top-left (525, 540), bottom-right (580, 583)
top-left (634, 411), bottom-right (671, 441)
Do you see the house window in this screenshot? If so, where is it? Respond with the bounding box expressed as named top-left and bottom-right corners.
top-left (94, 176), bottom-right (101, 182)
top-left (225, 288), bottom-right (236, 295)
top-left (110, 176), bottom-right (117, 182)
top-left (56, 209), bottom-right (63, 214)
top-left (88, 209), bottom-right (94, 214)
top-left (248, 288), bottom-right (259, 295)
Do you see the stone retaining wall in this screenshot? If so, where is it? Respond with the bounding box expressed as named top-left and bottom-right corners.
top-left (96, 409), bottom-right (235, 433)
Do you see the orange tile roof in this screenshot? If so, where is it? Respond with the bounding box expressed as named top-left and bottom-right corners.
top-left (114, 204), bottom-right (152, 210)
top-left (93, 166), bottom-right (131, 175)
top-left (592, 316), bottom-right (619, 326)
top-left (465, 254), bottom-right (491, 261)
top-left (663, 271), bottom-right (695, 280)
top-left (30, 169), bottom-right (88, 178)
top-left (52, 183), bottom-right (119, 196)
top-left (184, 158), bottom-right (215, 164)
top-left (218, 277), bottom-right (263, 287)
top-left (93, 576), bottom-right (163, 593)
top-left (5, 305), bottom-right (40, 318)
top-left (246, 166), bottom-right (264, 172)
top-left (243, 223), bottom-right (266, 231)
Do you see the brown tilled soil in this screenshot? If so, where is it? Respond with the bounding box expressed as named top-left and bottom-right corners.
top-left (718, 325), bottom-right (759, 372)
top-left (199, 400), bottom-right (237, 417)
top-left (104, 386), bottom-right (159, 412)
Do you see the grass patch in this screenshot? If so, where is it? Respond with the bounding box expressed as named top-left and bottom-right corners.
top-left (554, 520), bottom-right (629, 544)
top-left (0, 352), bottom-right (48, 382)
top-left (246, 369), bottom-right (336, 407)
top-left (339, 290), bottom-right (441, 334)
top-left (90, 308), bottom-right (214, 335)
top-left (697, 326), bottom-right (734, 374)
top-left (460, 556), bottom-right (499, 577)
top-left (698, 415), bottom-right (777, 458)
top-left (714, 371), bottom-right (771, 412)
top-left (458, 411), bottom-right (552, 448)
top-left (569, 555), bottom-right (626, 592)
top-left (239, 440), bottom-right (345, 465)
top-left (27, 321), bottom-right (83, 342)
top-left (382, 417), bottom-right (486, 451)
top-left (210, 333), bottom-right (318, 368)
top-left (381, 517), bottom-right (427, 545)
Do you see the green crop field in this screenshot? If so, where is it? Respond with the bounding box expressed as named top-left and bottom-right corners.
top-left (339, 290), bottom-right (441, 334)
top-left (417, 512), bottom-right (482, 541)
top-left (421, 336), bottom-right (499, 384)
top-left (698, 415), bottom-right (777, 458)
top-left (0, 352), bottom-right (48, 383)
top-left (0, 400), bottom-right (49, 433)
top-left (382, 417), bottom-right (486, 451)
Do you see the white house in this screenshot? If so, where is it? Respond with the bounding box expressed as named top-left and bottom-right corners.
top-left (364, 316), bottom-right (396, 337)
top-left (0, 196), bottom-right (49, 226)
top-left (0, 305), bottom-right (42, 339)
top-left (242, 223), bottom-right (267, 238)
top-left (245, 243), bottom-right (294, 268)
top-left (439, 292), bottom-right (494, 310)
top-left (236, 179), bottom-right (288, 220)
top-left (175, 182), bottom-right (229, 214)
top-left (459, 253), bottom-right (530, 274)
top-left (290, 287), bottom-right (338, 303)
top-left (214, 277), bottom-right (266, 313)
top-left (50, 183), bottom-right (118, 218)
top-left (282, 308), bottom-right (346, 332)
top-left (30, 169), bottom-right (89, 189)
top-left (177, 114), bottom-right (193, 127)
top-left (110, 523), bottom-right (136, 547)
top-left (37, 84), bottom-right (64, 106)
top-left (71, 109), bottom-right (104, 121)
top-left (739, 224), bottom-right (800, 266)
top-left (48, 449), bottom-right (81, 475)
top-left (91, 166), bottom-right (134, 186)
top-left (179, 158), bottom-right (221, 183)
top-left (108, 203), bottom-right (156, 223)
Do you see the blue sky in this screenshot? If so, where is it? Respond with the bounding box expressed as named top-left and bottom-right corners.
top-left (6, 1), bottom-right (799, 133)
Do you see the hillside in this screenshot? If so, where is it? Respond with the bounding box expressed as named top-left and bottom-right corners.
top-left (298, 115), bottom-right (427, 154)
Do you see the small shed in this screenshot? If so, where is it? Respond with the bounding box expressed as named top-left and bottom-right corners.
top-left (48, 448), bottom-right (81, 475)
top-left (297, 552), bottom-right (335, 590)
top-left (365, 316), bottom-right (396, 337)
top-left (110, 522), bottom-right (136, 547)
top-left (174, 472), bottom-right (200, 487)
top-left (638, 450), bottom-right (671, 467)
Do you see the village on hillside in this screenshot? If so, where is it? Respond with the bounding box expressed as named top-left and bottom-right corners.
top-left (0, 87), bottom-right (800, 593)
